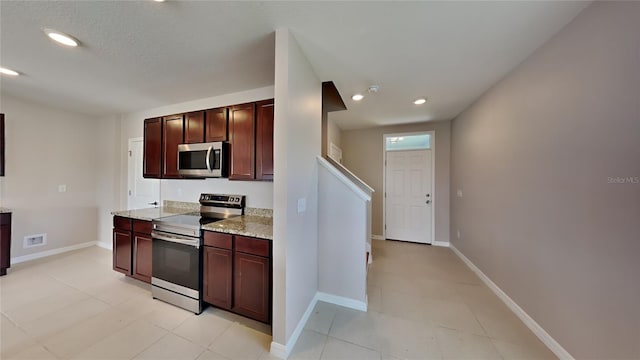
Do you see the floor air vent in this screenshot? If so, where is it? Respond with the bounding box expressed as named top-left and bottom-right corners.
top-left (24, 234), bottom-right (47, 248)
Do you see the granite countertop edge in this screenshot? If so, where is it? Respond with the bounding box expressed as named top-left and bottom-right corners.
top-left (111, 207), bottom-right (273, 240)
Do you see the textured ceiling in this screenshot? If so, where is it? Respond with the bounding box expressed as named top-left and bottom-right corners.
top-left (0, 1), bottom-right (589, 129)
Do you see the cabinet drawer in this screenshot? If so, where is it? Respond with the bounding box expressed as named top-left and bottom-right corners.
top-left (133, 219), bottom-right (152, 235)
top-left (235, 236), bottom-right (270, 257)
top-left (113, 216), bottom-right (132, 231)
top-left (204, 231), bottom-right (232, 249)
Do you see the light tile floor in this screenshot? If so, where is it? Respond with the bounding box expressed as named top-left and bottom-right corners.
top-left (0, 241), bottom-right (556, 359)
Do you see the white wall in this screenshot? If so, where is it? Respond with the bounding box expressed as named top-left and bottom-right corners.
top-left (272, 28), bottom-right (322, 349)
top-left (0, 94), bottom-right (103, 257)
top-left (95, 115), bottom-right (121, 248)
top-left (327, 117), bottom-right (342, 149)
top-left (318, 159), bottom-right (367, 304)
top-left (117, 86), bottom-right (275, 210)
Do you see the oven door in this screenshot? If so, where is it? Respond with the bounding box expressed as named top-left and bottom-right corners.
top-left (177, 142), bottom-right (223, 178)
top-left (151, 231), bottom-right (201, 296)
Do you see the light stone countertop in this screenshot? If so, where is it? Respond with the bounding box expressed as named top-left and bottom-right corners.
top-left (111, 206), bottom-right (273, 240)
top-left (111, 207), bottom-right (193, 221)
top-left (0, 208), bottom-right (12, 214)
top-left (202, 215), bottom-right (273, 240)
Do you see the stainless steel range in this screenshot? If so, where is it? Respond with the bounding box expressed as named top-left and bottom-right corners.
top-left (151, 193), bottom-right (245, 314)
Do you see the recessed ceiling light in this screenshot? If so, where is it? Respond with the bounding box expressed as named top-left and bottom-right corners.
top-left (0, 67), bottom-right (20, 76)
top-left (414, 98), bottom-right (427, 105)
top-left (352, 94), bottom-right (364, 101)
top-left (44, 29), bottom-right (79, 47)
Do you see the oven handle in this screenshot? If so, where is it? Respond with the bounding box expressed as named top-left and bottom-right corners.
top-left (152, 231), bottom-right (200, 248)
top-left (206, 146), bottom-right (213, 173)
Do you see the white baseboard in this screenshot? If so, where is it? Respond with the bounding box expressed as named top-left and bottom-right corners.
top-left (317, 291), bottom-right (367, 312)
top-left (433, 241), bottom-right (450, 247)
top-left (269, 290), bottom-right (369, 359)
top-left (270, 292), bottom-right (320, 359)
top-left (11, 241), bottom-right (98, 264)
top-left (450, 244), bottom-right (574, 360)
top-left (371, 234), bottom-right (384, 240)
top-left (96, 241), bottom-right (113, 250)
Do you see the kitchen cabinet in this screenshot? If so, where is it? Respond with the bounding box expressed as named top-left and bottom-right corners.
top-left (185, 111), bottom-right (205, 144)
top-left (205, 107), bottom-right (228, 142)
top-left (1, 113), bottom-right (5, 177)
top-left (229, 103), bottom-right (256, 180)
top-left (233, 251), bottom-right (270, 322)
top-left (143, 117), bottom-right (162, 178)
top-left (1, 213), bottom-right (11, 276)
top-left (132, 220), bottom-right (152, 283)
top-left (113, 216), bottom-right (132, 275)
top-left (255, 100), bottom-right (274, 181)
top-left (203, 231), bottom-right (271, 323)
top-left (162, 114), bottom-right (184, 179)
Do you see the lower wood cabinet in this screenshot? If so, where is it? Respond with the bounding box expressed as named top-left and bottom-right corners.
top-left (1, 213), bottom-right (12, 276)
top-left (112, 216), bottom-right (152, 283)
top-left (233, 252), bottom-right (270, 323)
top-left (203, 246), bottom-right (233, 310)
top-left (203, 231), bottom-right (271, 323)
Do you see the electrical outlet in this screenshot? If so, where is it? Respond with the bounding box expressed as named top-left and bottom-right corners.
top-left (58, 184), bottom-right (67, 193)
top-left (457, 229), bottom-right (461, 240)
top-left (297, 198), bottom-right (306, 214)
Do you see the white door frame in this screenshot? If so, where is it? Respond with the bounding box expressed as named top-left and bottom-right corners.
top-left (382, 130), bottom-right (435, 244)
top-left (127, 137), bottom-right (161, 210)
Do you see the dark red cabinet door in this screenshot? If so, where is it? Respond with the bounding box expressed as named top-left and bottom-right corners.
top-left (185, 111), bottom-right (205, 144)
top-left (162, 115), bottom-right (184, 179)
top-left (133, 233), bottom-right (152, 283)
top-left (113, 229), bottom-right (132, 275)
top-left (255, 100), bottom-right (274, 181)
top-left (0, 213), bottom-right (11, 276)
top-left (233, 252), bottom-right (270, 323)
top-left (205, 107), bottom-right (228, 142)
top-left (203, 246), bottom-right (233, 310)
top-left (229, 103), bottom-right (256, 180)
top-left (143, 118), bottom-right (162, 178)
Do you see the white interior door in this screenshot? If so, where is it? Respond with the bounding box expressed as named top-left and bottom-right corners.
top-left (385, 149), bottom-right (432, 244)
top-left (128, 138), bottom-right (160, 209)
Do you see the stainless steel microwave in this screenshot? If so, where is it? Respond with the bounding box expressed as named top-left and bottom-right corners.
top-left (177, 142), bottom-right (228, 178)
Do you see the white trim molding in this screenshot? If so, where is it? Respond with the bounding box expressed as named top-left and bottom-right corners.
top-left (270, 293), bottom-right (320, 359)
top-left (269, 291), bottom-right (368, 359)
top-left (433, 241), bottom-right (450, 247)
top-left (450, 244), bottom-right (574, 360)
top-left (317, 292), bottom-right (367, 312)
top-left (11, 241), bottom-right (98, 264)
top-left (96, 241), bottom-right (113, 250)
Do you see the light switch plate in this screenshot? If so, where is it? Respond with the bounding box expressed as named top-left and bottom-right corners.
top-left (297, 198), bottom-right (306, 214)
top-left (58, 185), bottom-right (67, 193)
top-left (457, 189), bottom-right (463, 198)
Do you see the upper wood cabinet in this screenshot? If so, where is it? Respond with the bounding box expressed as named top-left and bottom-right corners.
top-left (0, 113), bottom-right (5, 177)
top-left (184, 111), bottom-right (205, 144)
top-left (229, 103), bottom-right (256, 180)
top-left (162, 114), bottom-right (184, 179)
top-left (206, 107), bottom-right (228, 142)
top-left (256, 100), bottom-right (274, 181)
top-left (143, 118), bottom-right (163, 178)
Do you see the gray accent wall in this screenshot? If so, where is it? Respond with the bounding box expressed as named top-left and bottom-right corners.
top-left (450, 2), bottom-right (640, 358)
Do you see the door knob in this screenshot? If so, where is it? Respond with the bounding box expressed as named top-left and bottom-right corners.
top-left (149, 201), bottom-right (159, 206)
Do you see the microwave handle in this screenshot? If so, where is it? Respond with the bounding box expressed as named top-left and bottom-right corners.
top-left (206, 146), bottom-right (213, 172)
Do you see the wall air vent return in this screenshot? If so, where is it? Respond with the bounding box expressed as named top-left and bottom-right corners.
top-left (24, 234), bottom-right (47, 248)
